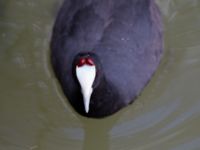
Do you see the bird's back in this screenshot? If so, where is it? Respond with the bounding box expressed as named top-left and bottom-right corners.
top-left (51, 0), bottom-right (163, 114)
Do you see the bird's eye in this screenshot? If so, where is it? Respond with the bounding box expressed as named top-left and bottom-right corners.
top-left (86, 58), bottom-right (95, 66)
top-left (76, 58), bottom-right (86, 67)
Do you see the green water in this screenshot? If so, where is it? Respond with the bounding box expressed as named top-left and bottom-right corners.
top-left (0, 0), bottom-right (200, 150)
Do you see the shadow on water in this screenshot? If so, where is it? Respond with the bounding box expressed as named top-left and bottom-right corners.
top-left (77, 110), bottom-right (124, 150)
top-left (83, 122), bottom-right (110, 150)
top-left (0, 1), bottom-right (6, 18)
top-left (0, 0), bottom-right (8, 26)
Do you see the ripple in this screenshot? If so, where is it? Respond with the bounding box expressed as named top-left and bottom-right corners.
top-left (110, 99), bottom-right (181, 138)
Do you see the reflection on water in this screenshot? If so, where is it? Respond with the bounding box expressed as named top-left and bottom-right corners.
top-left (0, 0), bottom-right (200, 150)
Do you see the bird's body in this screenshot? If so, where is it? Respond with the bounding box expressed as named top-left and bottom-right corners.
top-left (51, 0), bottom-right (163, 118)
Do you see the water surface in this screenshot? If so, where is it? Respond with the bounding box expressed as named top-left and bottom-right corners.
top-left (0, 0), bottom-right (200, 150)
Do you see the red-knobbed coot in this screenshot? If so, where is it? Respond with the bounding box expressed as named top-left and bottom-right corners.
top-left (50, 0), bottom-right (163, 118)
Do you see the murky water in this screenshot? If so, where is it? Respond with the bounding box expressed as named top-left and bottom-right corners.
top-left (0, 0), bottom-right (200, 150)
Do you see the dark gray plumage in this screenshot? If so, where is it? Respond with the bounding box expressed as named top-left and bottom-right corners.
top-left (51, 0), bottom-right (163, 118)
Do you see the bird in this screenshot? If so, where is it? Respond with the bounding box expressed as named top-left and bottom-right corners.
top-left (50, 0), bottom-right (163, 118)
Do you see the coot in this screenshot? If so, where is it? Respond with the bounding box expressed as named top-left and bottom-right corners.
top-left (51, 0), bottom-right (163, 118)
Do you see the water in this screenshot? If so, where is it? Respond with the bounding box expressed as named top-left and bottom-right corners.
top-left (0, 0), bottom-right (200, 150)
